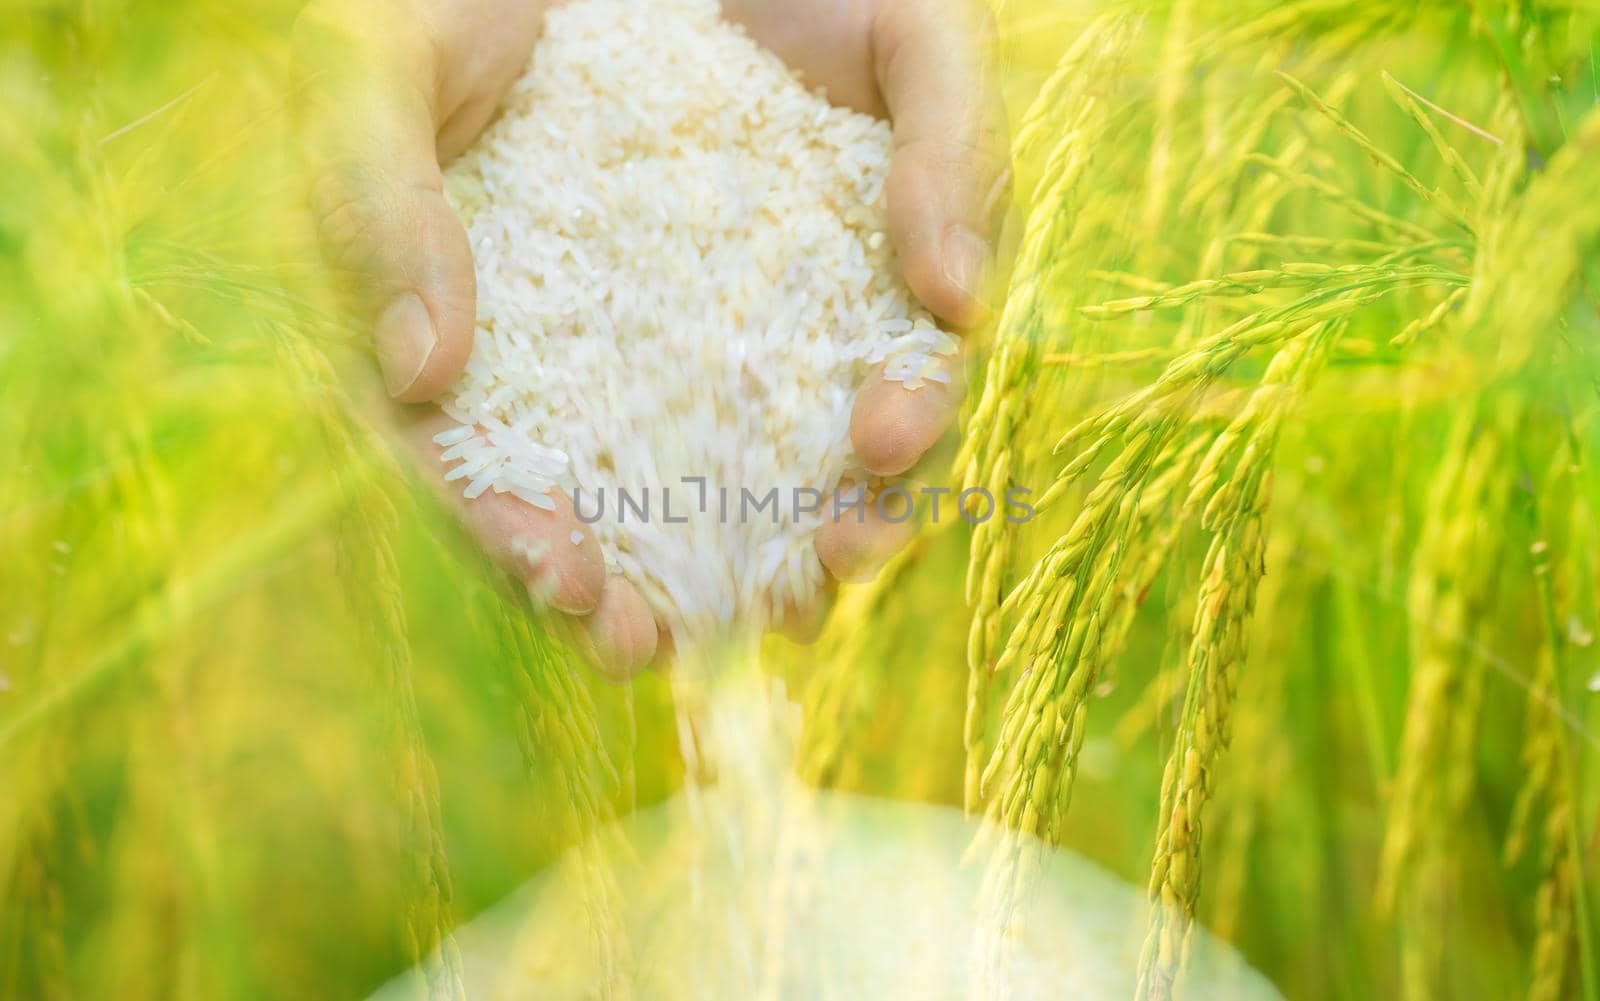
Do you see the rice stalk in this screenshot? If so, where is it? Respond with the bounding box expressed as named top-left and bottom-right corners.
top-left (979, 414), bottom-right (1180, 836)
top-left (1225, 231), bottom-right (1398, 258)
top-left (1469, 0), bottom-right (1565, 159)
top-left (958, 12), bottom-right (1135, 812)
top-left (113, 400), bottom-right (248, 997)
top-left (1070, 430), bottom-right (1213, 717)
top-left (1509, 642), bottom-right (1579, 1001)
top-left (1135, 320), bottom-right (1339, 1001)
top-left (1242, 153), bottom-right (1443, 244)
top-left (1274, 71), bottom-right (1474, 236)
top-left (967, 393), bottom-right (1189, 996)
top-left (1380, 105), bottom-right (1600, 1001)
top-left (1175, 50), bottom-right (1369, 350)
top-left (344, 513), bottom-right (467, 1001)
top-left (1078, 262), bottom-right (1462, 318)
top-left (1374, 413), bottom-right (1511, 1000)
top-left (1207, 0), bottom-right (1411, 53)
top-left (797, 533), bottom-right (934, 788)
top-left (1042, 346), bottom-right (1169, 368)
top-left (1379, 72), bottom-right (1484, 200)
top-left (983, 281), bottom-right (1417, 843)
top-left (1007, 12), bottom-right (1136, 170)
top-left (272, 324), bottom-right (466, 999)
top-left (1504, 438), bottom-right (1599, 1001)
top-left (1389, 285), bottom-right (1466, 348)
top-left (1455, 108), bottom-right (1600, 373)
top-left (1035, 265), bottom-right (1461, 516)
top-left (1171, 79), bottom-right (1312, 350)
top-left (1204, 526), bottom-right (1297, 945)
top-left (1142, 0), bottom-right (1193, 234)
top-left (496, 598), bottom-right (632, 996)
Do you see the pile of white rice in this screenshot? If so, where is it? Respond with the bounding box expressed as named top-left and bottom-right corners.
top-left (436, 0), bottom-right (955, 641)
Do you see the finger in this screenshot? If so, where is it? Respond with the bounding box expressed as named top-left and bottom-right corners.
top-left (583, 577), bottom-right (660, 682)
top-left (402, 411), bottom-right (605, 616)
top-left (469, 487), bottom-right (606, 617)
top-left (419, 417), bottom-right (659, 684)
top-left (815, 482), bottom-right (918, 583)
top-left (873, 0), bottom-right (1009, 329)
top-left (649, 628), bottom-right (678, 675)
top-left (851, 345), bottom-right (966, 477)
top-left (293, 3), bottom-right (475, 403)
top-left (719, 0), bottom-right (882, 115)
top-left (431, 2), bottom-right (550, 160)
top-left (776, 580), bottom-right (836, 645)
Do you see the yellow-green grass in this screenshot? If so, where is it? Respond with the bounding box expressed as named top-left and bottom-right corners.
top-left (2, 2), bottom-right (1598, 1000)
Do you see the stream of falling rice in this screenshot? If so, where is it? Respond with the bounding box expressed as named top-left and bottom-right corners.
top-left (660, 631), bottom-right (826, 1000)
top-left (635, 632), bottom-right (1030, 1001)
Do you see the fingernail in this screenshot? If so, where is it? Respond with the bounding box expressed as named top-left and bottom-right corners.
top-left (375, 293), bottom-right (437, 398)
top-left (534, 565), bottom-right (598, 618)
top-left (552, 592), bottom-right (597, 617)
top-left (941, 224), bottom-right (990, 305)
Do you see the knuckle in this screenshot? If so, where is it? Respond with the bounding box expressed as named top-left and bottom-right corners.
top-left (309, 162), bottom-right (443, 282)
top-left (311, 162), bottom-right (391, 270)
top-left (902, 135), bottom-right (1009, 187)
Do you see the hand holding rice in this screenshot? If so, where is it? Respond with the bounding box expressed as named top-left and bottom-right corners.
top-left (435, 0), bottom-right (965, 649)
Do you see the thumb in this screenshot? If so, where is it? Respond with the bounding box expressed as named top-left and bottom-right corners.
top-left (294, 4), bottom-right (475, 403)
top-left (873, 0), bottom-right (1009, 330)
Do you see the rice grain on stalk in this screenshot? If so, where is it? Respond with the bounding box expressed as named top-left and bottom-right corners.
top-left (1136, 321), bottom-right (1338, 1001)
top-left (957, 11), bottom-right (1135, 812)
top-left (1374, 415), bottom-right (1508, 917)
top-left (1503, 443), bottom-right (1596, 1001)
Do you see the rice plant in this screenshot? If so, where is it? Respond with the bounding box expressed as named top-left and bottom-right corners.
top-left (2, 1), bottom-right (1597, 999)
top-left (961, 2), bottom-right (1599, 997)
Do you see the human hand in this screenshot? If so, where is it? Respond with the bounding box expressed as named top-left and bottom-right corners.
top-left (293, 0), bottom-right (1007, 677)
top-left (718, 0), bottom-right (1008, 592)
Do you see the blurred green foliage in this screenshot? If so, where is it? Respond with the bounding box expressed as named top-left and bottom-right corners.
top-left (1, 2), bottom-right (1597, 1000)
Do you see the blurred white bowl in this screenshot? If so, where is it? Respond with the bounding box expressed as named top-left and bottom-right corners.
top-left (373, 784), bottom-right (1283, 1000)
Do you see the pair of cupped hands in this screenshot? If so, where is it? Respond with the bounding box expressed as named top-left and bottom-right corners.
top-left (295, 0), bottom-right (1008, 678)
